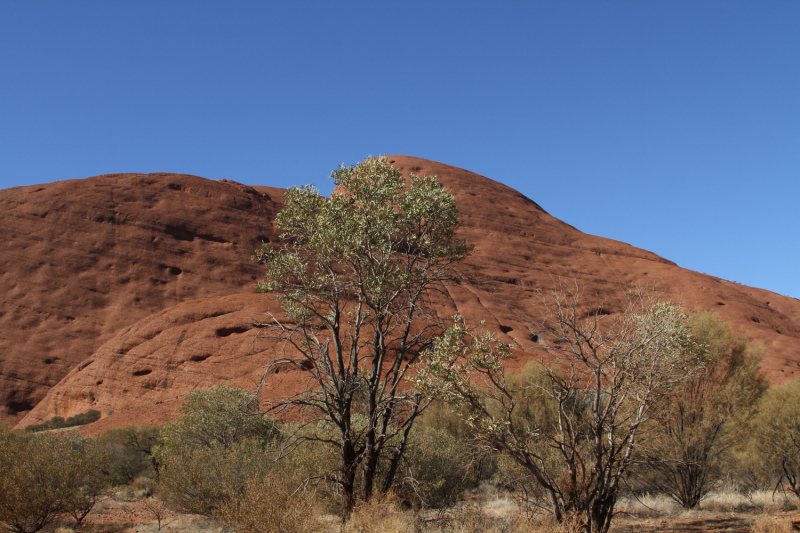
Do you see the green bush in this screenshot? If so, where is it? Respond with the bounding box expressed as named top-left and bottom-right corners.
top-left (96, 426), bottom-right (160, 486)
top-left (741, 381), bottom-right (800, 500)
top-left (158, 386), bottom-right (278, 452)
top-left (154, 386), bottom-right (281, 517)
top-left (0, 429), bottom-right (108, 533)
top-left (24, 410), bottom-right (101, 432)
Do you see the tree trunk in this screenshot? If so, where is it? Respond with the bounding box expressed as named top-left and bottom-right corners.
top-left (381, 424), bottom-right (413, 494)
top-left (588, 491), bottom-right (617, 533)
top-left (361, 430), bottom-right (378, 502)
top-left (339, 437), bottom-right (358, 519)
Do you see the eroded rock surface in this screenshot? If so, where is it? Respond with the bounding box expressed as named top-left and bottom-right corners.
top-left (5, 158), bottom-right (800, 430)
top-left (0, 172), bottom-right (283, 424)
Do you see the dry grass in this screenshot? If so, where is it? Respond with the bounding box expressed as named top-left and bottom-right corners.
top-left (342, 493), bottom-right (416, 533)
top-left (700, 490), bottom-right (798, 513)
top-left (338, 494), bottom-right (585, 533)
top-left (615, 493), bottom-right (679, 518)
top-left (750, 514), bottom-right (793, 533)
top-left (42, 487), bottom-right (800, 533)
top-left (213, 474), bottom-right (318, 533)
top-left (615, 489), bottom-right (799, 519)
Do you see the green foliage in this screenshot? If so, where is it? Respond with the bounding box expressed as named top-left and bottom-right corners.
top-left (96, 426), bottom-right (160, 486)
top-left (253, 156), bottom-right (469, 515)
top-left (155, 386), bottom-right (280, 517)
top-left (159, 385), bottom-right (278, 453)
top-left (24, 409), bottom-right (101, 432)
top-left (417, 289), bottom-right (696, 533)
top-left (0, 429), bottom-right (108, 533)
top-left (743, 381), bottom-right (800, 500)
top-left (637, 310), bottom-right (767, 508)
top-left (255, 156), bottom-right (467, 300)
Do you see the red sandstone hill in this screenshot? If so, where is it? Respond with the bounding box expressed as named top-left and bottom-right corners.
top-left (0, 173), bottom-right (284, 425)
top-left (3, 157), bottom-right (799, 430)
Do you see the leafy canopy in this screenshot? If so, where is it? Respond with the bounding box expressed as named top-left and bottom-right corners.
top-left (255, 156), bottom-right (468, 315)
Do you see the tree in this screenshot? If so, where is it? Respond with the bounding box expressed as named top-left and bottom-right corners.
top-left (0, 430), bottom-right (73, 533)
top-left (97, 426), bottom-right (161, 485)
top-left (636, 310), bottom-right (766, 508)
top-left (416, 285), bottom-right (696, 533)
top-left (62, 436), bottom-right (110, 527)
top-left (0, 429), bottom-right (110, 533)
top-left (745, 381), bottom-right (800, 502)
top-left (253, 156), bottom-right (468, 516)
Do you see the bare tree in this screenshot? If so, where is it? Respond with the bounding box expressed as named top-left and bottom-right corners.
top-left (416, 285), bottom-right (696, 533)
top-left (141, 498), bottom-right (172, 531)
top-left (253, 156), bottom-right (468, 517)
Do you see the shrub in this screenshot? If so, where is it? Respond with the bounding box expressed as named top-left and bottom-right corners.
top-left (62, 437), bottom-right (109, 526)
top-left (157, 439), bottom-right (270, 516)
top-left (154, 386), bottom-right (281, 517)
top-left (635, 310), bottom-right (766, 508)
top-left (213, 472), bottom-right (317, 533)
top-left (24, 410), bottom-right (101, 432)
top-left (396, 401), bottom-right (490, 509)
top-left (158, 385), bottom-right (278, 452)
top-left (0, 429), bottom-right (108, 533)
top-left (742, 381), bottom-right (800, 500)
top-left (96, 426), bottom-right (160, 486)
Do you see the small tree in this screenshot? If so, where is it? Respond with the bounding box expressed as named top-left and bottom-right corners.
top-left (637, 310), bottom-right (766, 508)
top-left (63, 436), bottom-right (110, 527)
top-left (253, 156), bottom-right (468, 516)
top-left (417, 286), bottom-right (696, 533)
top-left (0, 430), bottom-right (73, 533)
top-left (745, 381), bottom-right (800, 501)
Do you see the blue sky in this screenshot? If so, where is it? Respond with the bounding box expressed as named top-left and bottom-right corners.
top-left (1, 1), bottom-right (798, 298)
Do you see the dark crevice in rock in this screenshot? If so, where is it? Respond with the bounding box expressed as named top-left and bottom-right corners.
top-left (216, 326), bottom-right (251, 337)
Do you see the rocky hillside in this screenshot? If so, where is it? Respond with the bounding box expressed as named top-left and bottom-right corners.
top-left (3, 157), bottom-right (799, 429)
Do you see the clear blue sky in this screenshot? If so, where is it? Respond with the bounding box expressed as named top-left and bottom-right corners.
top-left (2, 2), bottom-right (798, 298)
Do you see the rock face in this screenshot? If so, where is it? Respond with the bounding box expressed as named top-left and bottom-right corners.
top-left (389, 157), bottom-right (800, 379)
top-left (0, 173), bottom-right (284, 424)
top-left (5, 157), bottom-right (800, 430)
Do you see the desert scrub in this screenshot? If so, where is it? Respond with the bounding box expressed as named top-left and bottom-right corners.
top-left (214, 473), bottom-right (317, 533)
top-left (0, 429), bottom-right (109, 533)
top-left (154, 386), bottom-right (281, 517)
top-left (24, 410), bottom-right (101, 432)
